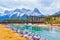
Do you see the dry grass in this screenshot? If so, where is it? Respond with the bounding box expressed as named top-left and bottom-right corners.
top-left (0, 24), bottom-right (26, 40)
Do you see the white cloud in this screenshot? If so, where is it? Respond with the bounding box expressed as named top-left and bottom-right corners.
top-left (0, 0), bottom-right (60, 15)
top-left (44, 0), bottom-right (60, 15)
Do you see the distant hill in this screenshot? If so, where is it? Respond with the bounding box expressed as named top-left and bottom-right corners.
top-left (54, 11), bottom-right (60, 15)
top-left (50, 11), bottom-right (60, 17)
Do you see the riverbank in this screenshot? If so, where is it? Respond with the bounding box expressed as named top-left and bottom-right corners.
top-left (7, 23), bottom-right (60, 27)
top-left (0, 24), bottom-right (27, 40)
top-left (6, 23), bottom-right (60, 31)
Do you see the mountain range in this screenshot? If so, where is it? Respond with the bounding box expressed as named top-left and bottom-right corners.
top-left (0, 8), bottom-right (60, 20)
top-left (0, 8), bottom-right (44, 20)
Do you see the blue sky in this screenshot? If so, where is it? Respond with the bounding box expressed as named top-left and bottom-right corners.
top-left (0, 0), bottom-right (60, 15)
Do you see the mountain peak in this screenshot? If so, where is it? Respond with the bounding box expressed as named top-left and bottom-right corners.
top-left (4, 10), bottom-right (10, 14)
top-left (14, 9), bottom-right (22, 12)
top-left (22, 8), bottom-right (31, 12)
top-left (54, 11), bottom-right (60, 14)
top-left (34, 8), bottom-right (40, 13)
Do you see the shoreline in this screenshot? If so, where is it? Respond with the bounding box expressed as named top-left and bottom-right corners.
top-left (7, 23), bottom-right (60, 27)
top-left (6, 24), bottom-right (48, 40)
top-left (4, 23), bottom-right (60, 40)
top-left (7, 23), bottom-right (60, 31)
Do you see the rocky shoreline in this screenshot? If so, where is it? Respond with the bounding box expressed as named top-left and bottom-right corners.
top-left (6, 24), bottom-right (48, 40)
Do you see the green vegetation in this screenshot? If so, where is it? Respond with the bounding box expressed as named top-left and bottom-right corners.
top-left (44, 14), bottom-right (60, 24)
top-left (0, 14), bottom-right (60, 24)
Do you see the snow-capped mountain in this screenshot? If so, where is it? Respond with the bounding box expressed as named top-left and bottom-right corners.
top-left (31, 8), bottom-right (44, 17)
top-left (0, 8), bottom-right (44, 20)
top-left (52, 11), bottom-right (60, 16)
top-left (54, 11), bottom-right (60, 15)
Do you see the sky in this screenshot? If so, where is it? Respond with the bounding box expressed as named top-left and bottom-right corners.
top-left (0, 0), bottom-right (60, 15)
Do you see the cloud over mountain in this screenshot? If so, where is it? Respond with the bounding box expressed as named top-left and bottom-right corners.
top-left (0, 0), bottom-right (60, 15)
